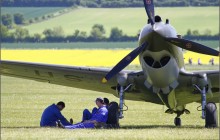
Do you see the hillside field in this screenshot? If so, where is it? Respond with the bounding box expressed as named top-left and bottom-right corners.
top-left (2, 7), bottom-right (66, 20)
top-left (3, 7), bottom-right (218, 36)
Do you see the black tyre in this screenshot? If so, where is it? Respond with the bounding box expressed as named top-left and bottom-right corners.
top-left (205, 102), bottom-right (218, 128)
top-left (174, 117), bottom-right (181, 126)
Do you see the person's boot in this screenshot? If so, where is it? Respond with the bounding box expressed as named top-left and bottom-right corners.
top-left (57, 121), bottom-right (65, 128)
top-left (70, 118), bottom-right (73, 124)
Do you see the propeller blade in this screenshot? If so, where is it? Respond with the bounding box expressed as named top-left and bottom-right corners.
top-left (102, 42), bottom-right (147, 83)
top-left (165, 38), bottom-right (219, 56)
top-left (143, 0), bottom-right (155, 25)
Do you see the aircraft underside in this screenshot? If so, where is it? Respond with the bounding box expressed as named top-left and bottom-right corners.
top-left (118, 72), bottom-right (219, 127)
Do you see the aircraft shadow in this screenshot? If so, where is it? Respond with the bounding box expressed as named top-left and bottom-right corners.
top-left (120, 125), bottom-right (210, 129)
top-left (2, 126), bottom-right (41, 129)
top-left (2, 125), bottom-right (218, 129)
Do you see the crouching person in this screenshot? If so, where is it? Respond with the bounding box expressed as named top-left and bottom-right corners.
top-left (64, 97), bottom-right (108, 129)
top-left (40, 101), bottom-right (72, 127)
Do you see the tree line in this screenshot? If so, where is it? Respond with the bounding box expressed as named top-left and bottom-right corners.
top-left (2, 13), bottom-right (25, 27)
top-left (1, 12), bottom-right (62, 27)
top-left (1, 24), bottom-right (219, 43)
top-left (2, 0), bottom-right (219, 7)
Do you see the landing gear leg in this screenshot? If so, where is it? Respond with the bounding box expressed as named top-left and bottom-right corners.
top-left (194, 85), bottom-right (207, 119)
top-left (194, 85), bottom-right (218, 128)
top-left (118, 84), bottom-right (132, 119)
top-left (119, 86), bottom-right (124, 119)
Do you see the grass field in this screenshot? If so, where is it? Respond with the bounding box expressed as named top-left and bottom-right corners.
top-left (18, 7), bottom-right (219, 36)
top-left (1, 40), bottom-right (219, 49)
top-left (1, 47), bottom-right (219, 139)
top-left (1, 75), bottom-right (219, 140)
top-left (1, 7), bottom-right (66, 20)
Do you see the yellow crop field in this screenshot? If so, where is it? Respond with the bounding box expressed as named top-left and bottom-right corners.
top-left (1, 49), bottom-right (219, 67)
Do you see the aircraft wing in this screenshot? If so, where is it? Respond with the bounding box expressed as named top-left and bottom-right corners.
top-left (0, 60), bottom-right (119, 94)
top-left (180, 70), bottom-right (219, 88)
top-left (175, 69), bottom-right (220, 105)
top-left (1, 60), bottom-right (163, 103)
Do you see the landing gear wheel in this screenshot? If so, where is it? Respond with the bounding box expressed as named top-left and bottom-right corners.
top-left (205, 102), bottom-right (218, 128)
top-left (174, 117), bottom-right (181, 126)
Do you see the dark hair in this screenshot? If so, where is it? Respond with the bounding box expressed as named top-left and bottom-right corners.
top-left (104, 98), bottom-right (109, 105)
top-left (96, 97), bottom-right (104, 104)
top-left (57, 101), bottom-right (65, 108)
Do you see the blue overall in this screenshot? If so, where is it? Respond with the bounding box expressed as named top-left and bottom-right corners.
top-left (65, 106), bottom-right (108, 129)
top-left (82, 107), bottom-right (98, 122)
top-left (40, 104), bottom-right (71, 127)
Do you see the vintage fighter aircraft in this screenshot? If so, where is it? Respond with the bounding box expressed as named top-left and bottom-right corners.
top-left (1, 0), bottom-right (219, 128)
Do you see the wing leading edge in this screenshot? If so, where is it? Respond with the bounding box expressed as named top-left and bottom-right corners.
top-left (0, 60), bottom-right (163, 104)
top-left (1, 60), bottom-right (119, 94)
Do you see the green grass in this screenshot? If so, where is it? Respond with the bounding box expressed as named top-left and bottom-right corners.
top-left (1, 40), bottom-right (219, 49)
top-left (183, 64), bottom-right (219, 71)
top-left (125, 64), bottom-right (219, 71)
top-left (1, 64), bottom-right (219, 140)
top-left (20, 7), bottom-right (219, 36)
top-left (1, 7), bottom-right (66, 20)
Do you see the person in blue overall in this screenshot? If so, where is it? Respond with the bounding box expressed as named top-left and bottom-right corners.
top-left (64, 97), bottom-right (108, 129)
top-left (40, 101), bottom-right (72, 127)
top-left (82, 97), bottom-right (109, 122)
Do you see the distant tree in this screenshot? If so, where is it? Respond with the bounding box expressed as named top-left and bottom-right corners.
top-left (13, 27), bottom-right (29, 42)
top-left (43, 29), bottom-right (55, 37)
top-left (79, 31), bottom-right (87, 37)
top-left (34, 17), bottom-right (39, 21)
top-left (42, 15), bottom-right (47, 20)
top-left (29, 19), bottom-right (34, 24)
top-left (186, 29), bottom-right (192, 36)
top-left (53, 26), bottom-right (65, 37)
top-left (0, 25), bottom-right (10, 38)
top-left (109, 27), bottom-right (123, 41)
top-left (192, 30), bottom-right (200, 36)
top-left (67, 30), bottom-right (88, 41)
top-left (78, 31), bottom-right (87, 41)
top-left (203, 29), bottom-right (211, 36)
top-left (42, 26), bottom-right (65, 42)
top-left (73, 29), bottom-right (80, 37)
top-left (13, 13), bottom-right (25, 24)
top-left (33, 33), bottom-right (41, 42)
top-left (90, 24), bottom-right (106, 40)
top-left (1, 14), bottom-right (13, 27)
top-left (86, 1), bottom-right (99, 7)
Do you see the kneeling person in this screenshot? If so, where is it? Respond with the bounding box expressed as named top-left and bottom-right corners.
top-left (64, 97), bottom-right (108, 129)
top-left (40, 101), bottom-right (72, 127)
